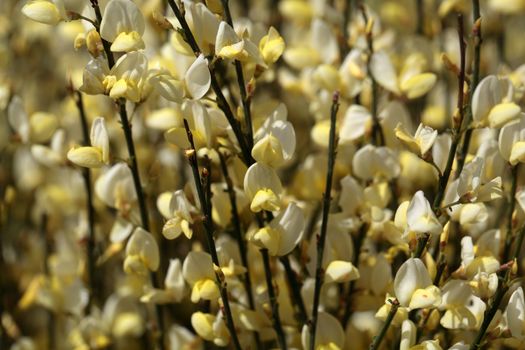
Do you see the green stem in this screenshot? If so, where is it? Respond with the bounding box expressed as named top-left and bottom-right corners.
top-left (433, 14), bottom-right (467, 211)
top-left (309, 92), bottom-right (340, 350)
top-left (502, 165), bottom-right (519, 262)
top-left (369, 299), bottom-right (400, 350)
top-left (219, 0), bottom-right (254, 150)
top-left (166, 0), bottom-right (253, 165)
top-left (361, 7), bottom-right (384, 146)
top-left (218, 152), bottom-right (262, 349)
top-left (183, 121), bottom-right (243, 350)
top-left (416, 0), bottom-right (424, 35)
top-left (88, 0), bottom-right (114, 68)
top-left (260, 248), bottom-right (288, 350)
top-left (280, 255), bottom-right (307, 324)
top-left (341, 223), bottom-right (367, 326)
top-left (74, 91), bottom-right (98, 308)
top-left (455, 0), bottom-right (481, 176)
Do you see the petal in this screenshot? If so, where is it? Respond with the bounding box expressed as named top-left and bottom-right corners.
top-left (90, 117), bottom-right (110, 163)
top-left (126, 227), bottom-right (160, 272)
top-left (324, 260), bottom-right (360, 283)
top-left (273, 202), bottom-right (305, 256)
top-left (370, 51), bottom-right (400, 94)
top-left (488, 102), bottom-right (521, 128)
top-left (339, 105), bottom-right (372, 143)
top-left (22, 1), bottom-right (61, 25)
top-left (472, 75), bottom-right (502, 124)
top-left (110, 31), bottom-right (145, 52)
top-left (400, 73), bottom-right (437, 99)
top-left (100, 0), bottom-right (145, 42)
top-left (185, 54), bottom-right (211, 99)
top-left (67, 146), bottom-right (103, 168)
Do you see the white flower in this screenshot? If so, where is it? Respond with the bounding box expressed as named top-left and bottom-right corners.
top-left (95, 162), bottom-right (136, 210)
top-left (141, 259), bottom-right (186, 304)
top-left (165, 100), bottom-right (213, 149)
top-left (124, 227), bottom-right (160, 275)
top-left (162, 190), bottom-right (195, 240)
top-left (191, 312), bottom-right (229, 346)
top-left (472, 75), bottom-right (519, 128)
top-left (182, 251), bottom-right (219, 303)
top-left (394, 258), bottom-right (441, 309)
top-left (80, 51), bottom-right (149, 103)
top-left (243, 162), bottom-right (283, 212)
top-left (67, 117), bottom-right (110, 168)
top-left (184, 54), bottom-right (211, 100)
top-left (504, 287), bottom-right (525, 340)
top-left (456, 157), bottom-right (502, 202)
top-left (252, 104), bottom-right (296, 167)
top-left (22, 0), bottom-right (66, 25)
top-left (439, 280), bottom-right (481, 329)
top-left (352, 145), bottom-right (400, 181)
top-left (100, 0), bottom-right (145, 52)
top-left (499, 116), bottom-right (525, 165)
top-left (406, 191), bottom-right (442, 235)
top-left (395, 123), bottom-right (438, 157)
top-left (301, 311), bottom-right (345, 350)
top-left (339, 105), bottom-right (372, 143)
top-left (370, 50), bottom-right (437, 99)
top-left (249, 202), bottom-right (305, 256)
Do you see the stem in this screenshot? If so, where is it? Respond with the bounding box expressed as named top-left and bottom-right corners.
top-left (183, 121), bottom-right (242, 350)
top-left (166, 0), bottom-right (253, 165)
top-left (433, 14), bottom-right (467, 211)
top-left (455, 0), bottom-right (481, 176)
top-left (361, 6), bottom-right (385, 146)
top-left (369, 299), bottom-right (400, 350)
top-left (74, 91), bottom-right (98, 308)
top-left (260, 248), bottom-right (288, 350)
top-left (89, 0), bottom-right (114, 68)
top-left (280, 255), bottom-right (307, 324)
top-left (41, 214), bottom-right (55, 350)
top-left (218, 152), bottom-right (262, 349)
top-left (309, 92), bottom-right (340, 350)
top-left (341, 223), bottom-right (367, 326)
top-left (340, 0), bottom-right (352, 57)
top-left (468, 276), bottom-right (507, 350)
top-left (119, 103), bottom-right (166, 350)
top-left (502, 165), bottom-right (519, 262)
top-left (416, 0), bottom-right (424, 35)
top-left (219, 0), bottom-right (254, 150)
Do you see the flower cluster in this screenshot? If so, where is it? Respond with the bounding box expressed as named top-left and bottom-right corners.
top-left (2, 0), bottom-right (525, 349)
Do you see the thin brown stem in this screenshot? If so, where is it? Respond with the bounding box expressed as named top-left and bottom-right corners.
top-left (183, 121), bottom-right (242, 350)
top-left (309, 92), bottom-right (340, 349)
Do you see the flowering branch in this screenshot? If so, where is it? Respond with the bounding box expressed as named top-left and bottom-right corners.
top-left (219, 0), bottom-right (254, 150)
top-left (261, 248), bottom-right (288, 349)
top-left (183, 121), bottom-right (243, 350)
top-left (502, 165), bottom-right (520, 262)
top-left (72, 90), bottom-right (98, 308)
top-left (309, 91), bottom-right (340, 349)
top-left (456, 0), bottom-right (482, 175)
top-left (166, 0), bottom-right (253, 165)
top-left (217, 152), bottom-right (262, 348)
top-left (433, 13), bottom-right (467, 211)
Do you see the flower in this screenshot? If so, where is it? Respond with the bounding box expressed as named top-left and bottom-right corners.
top-left (124, 227), bottom-right (160, 275)
top-left (100, 0), bottom-right (146, 52)
top-left (406, 191), bottom-right (442, 236)
top-left (394, 258), bottom-right (441, 309)
top-left (67, 117), bottom-right (110, 168)
top-left (161, 190), bottom-right (195, 240)
top-left (182, 251), bottom-right (219, 303)
top-left (248, 202), bottom-right (305, 256)
top-left (243, 162), bottom-right (283, 212)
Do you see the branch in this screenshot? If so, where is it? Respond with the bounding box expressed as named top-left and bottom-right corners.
top-left (309, 92), bottom-right (340, 349)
